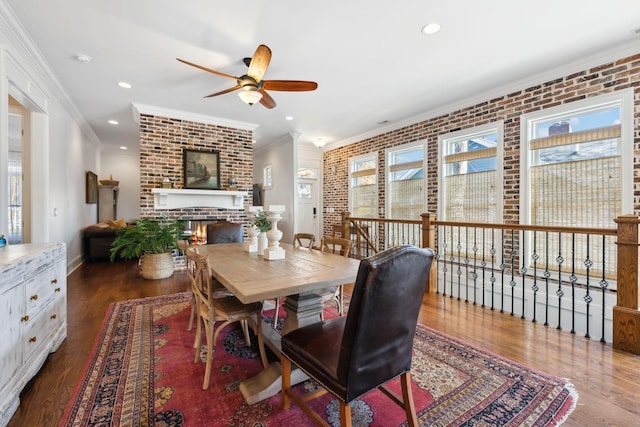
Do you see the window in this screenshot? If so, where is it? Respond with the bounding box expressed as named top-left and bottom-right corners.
top-left (386, 142), bottom-right (425, 220)
top-left (521, 89), bottom-right (634, 279)
top-left (349, 154), bottom-right (377, 218)
top-left (439, 122), bottom-right (503, 223)
top-left (263, 164), bottom-right (272, 189)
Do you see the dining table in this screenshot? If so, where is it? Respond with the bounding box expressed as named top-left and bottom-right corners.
top-left (196, 242), bottom-right (361, 404)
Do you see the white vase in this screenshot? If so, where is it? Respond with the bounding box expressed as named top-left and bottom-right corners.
top-left (258, 231), bottom-right (268, 256)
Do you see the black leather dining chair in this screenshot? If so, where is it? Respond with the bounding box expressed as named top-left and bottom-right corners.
top-left (206, 221), bottom-right (243, 244)
top-left (281, 245), bottom-right (434, 427)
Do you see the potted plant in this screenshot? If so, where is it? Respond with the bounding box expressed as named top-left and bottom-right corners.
top-left (110, 218), bottom-right (183, 279)
top-left (252, 210), bottom-right (272, 255)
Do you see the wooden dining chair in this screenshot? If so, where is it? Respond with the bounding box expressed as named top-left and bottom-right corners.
top-left (187, 249), bottom-right (268, 389)
top-left (318, 236), bottom-right (353, 318)
top-left (281, 245), bottom-right (434, 426)
top-left (184, 246), bottom-right (232, 332)
top-left (293, 233), bottom-right (316, 250)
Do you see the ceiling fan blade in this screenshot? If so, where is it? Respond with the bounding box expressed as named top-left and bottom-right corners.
top-left (204, 85), bottom-right (241, 98)
top-left (247, 45), bottom-right (272, 82)
top-left (259, 89), bottom-right (276, 109)
top-left (176, 58), bottom-right (238, 80)
top-left (262, 80), bottom-right (318, 92)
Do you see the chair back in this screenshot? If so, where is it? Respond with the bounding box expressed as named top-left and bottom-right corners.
top-left (186, 249), bottom-right (213, 308)
top-left (293, 233), bottom-right (316, 249)
top-left (206, 222), bottom-right (243, 244)
top-left (338, 245), bottom-right (434, 401)
top-left (320, 236), bottom-right (352, 258)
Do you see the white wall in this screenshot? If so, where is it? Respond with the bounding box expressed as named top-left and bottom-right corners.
top-left (253, 134), bottom-right (295, 243)
top-left (0, 4), bottom-right (102, 271)
top-left (100, 147), bottom-right (140, 221)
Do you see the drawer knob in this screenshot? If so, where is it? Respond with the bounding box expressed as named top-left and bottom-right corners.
top-left (30, 294), bottom-right (38, 301)
top-left (21, 315), bottom-right (30, 322)
top-left (51, 278), bottom-right (58, 284)
top-left (29, 336), bottom-right (37, 343)
top-left (55, 287), bottom-right (61, 292)
top-left (51, 314), bottom-right (58, 320)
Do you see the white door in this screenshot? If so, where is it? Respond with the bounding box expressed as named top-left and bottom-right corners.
top-left (297, 178), bottom-right (320, 241)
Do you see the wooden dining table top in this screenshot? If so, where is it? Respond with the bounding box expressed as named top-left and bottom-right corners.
top-left (196, 242), bottom-right (361, 304)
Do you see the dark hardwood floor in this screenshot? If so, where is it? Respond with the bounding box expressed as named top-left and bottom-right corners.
top-left (8, 260), bottom-right (640, 426)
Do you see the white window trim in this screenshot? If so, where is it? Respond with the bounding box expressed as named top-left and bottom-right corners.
top-left (385, 140), bottom-right (427, 219)
top-left (519, 88), bottom-right (634, 226)
top-left (348, 152), bottom-right (378, 217)
top-left (437, 121), bottom-right (504, 221)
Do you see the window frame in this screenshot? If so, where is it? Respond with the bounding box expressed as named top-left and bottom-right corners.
top-left (437, 121), bottom-right (504, 222)
top-left (519, 88), bottom-right (634, 227)
top-left (348, 152), bottom-right (378, 218)
top-left (385, 141), bottom-right (427, 219)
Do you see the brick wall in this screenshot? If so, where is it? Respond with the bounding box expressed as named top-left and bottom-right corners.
top-left (323, 52), bottom-right (640, 236)
top-left (138, 114), bottom-right (253, 224)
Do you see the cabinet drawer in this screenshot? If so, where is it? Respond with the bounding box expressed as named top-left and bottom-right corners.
top-left (23, 301), bottom-right (58, 360)
top-left (25, 266), bottom-right (59, 315)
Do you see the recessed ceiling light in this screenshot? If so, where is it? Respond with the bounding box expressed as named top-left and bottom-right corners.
top-left (421, 22), bottom-right (441, 35)
top-left (118, 81), bottom-right (132, 89)
top-left (285, 116), bottom-right (294, 121)
top-left (75, 54), bottom-right (92, 63)
top-left (120, 146), bottom-right (128, 150)
top-left (108, 120), bottom-right (119, 125)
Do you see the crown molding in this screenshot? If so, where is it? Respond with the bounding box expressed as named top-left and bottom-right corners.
top-left (131, 103), bottom-right (258, 131)
top-left (327, 39), bottom-right (640, 152)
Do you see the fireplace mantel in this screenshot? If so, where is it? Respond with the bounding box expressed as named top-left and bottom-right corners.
top-left (151, 188), bottom-right (247, 210)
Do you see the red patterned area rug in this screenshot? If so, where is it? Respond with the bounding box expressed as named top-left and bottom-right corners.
top-left (60, 292), bottom-right (577, 426)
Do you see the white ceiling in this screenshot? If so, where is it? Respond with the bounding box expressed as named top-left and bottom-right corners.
top-left (6, 1), bottom-right (640, 151)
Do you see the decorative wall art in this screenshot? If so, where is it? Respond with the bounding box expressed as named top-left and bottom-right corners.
top-left (86, 171), bottom-right (98, 204)
top-left (183, 149), bottom-right (221, 190)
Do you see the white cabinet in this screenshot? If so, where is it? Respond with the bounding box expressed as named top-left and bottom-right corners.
top-left (0, 243), bottom-right (66, 427)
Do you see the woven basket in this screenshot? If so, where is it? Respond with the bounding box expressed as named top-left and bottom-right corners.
top-left (140, 253), bottom-right (174, 280)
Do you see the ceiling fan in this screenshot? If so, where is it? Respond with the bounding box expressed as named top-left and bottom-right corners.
top-left (177, 44), bottom-right (318, 109)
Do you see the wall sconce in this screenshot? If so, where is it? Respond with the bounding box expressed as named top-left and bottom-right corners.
top-left (312, 138), bottom-right (326, 148)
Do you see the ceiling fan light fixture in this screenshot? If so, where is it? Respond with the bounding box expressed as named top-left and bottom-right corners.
top-left (238, 89), bottom-right (263, 105)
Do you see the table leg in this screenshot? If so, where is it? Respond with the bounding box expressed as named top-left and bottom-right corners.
top-left (239, 291), bottom-right (323, 404)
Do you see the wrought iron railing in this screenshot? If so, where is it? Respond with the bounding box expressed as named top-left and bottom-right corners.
top-left (335, 212), bottom-right (640, 354)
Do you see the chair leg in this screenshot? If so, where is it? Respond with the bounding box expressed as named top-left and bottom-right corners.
top-left (193, 316), bottom-right (203, 363)
top-left (188, 293), bottom-right (196, 331)
top-left (339, 401), bottom-right (352, 427)
top-left (272, 297), bottom-right (280, 328)
top-left (203, 320), bottom-right (214, 390)
top-left (281, 355), bottom-right (292, 410)
top-left (400, 372), bottom-right (418, 427)
top-left (241, 319), bottom-right (252, 346)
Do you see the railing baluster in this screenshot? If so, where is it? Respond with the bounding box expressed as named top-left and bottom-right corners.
top-left (457, 225), bottom-right (462, 301)
top-left (500, 229), bottom-right (505, 314)
top-left (556, 232), bottom-right (564, 330)
top-left (490, 228), bottom-right (496, 311)
top-left (449, 225), bottom-right (455, 299)
top-left (584, 234), bottom-right (592, 339)
top-left (570, 233), bottom-right (577, 334)
top-left (510, 228), bottom-right (516, 317)
top-left (544, 232), bottom-right (550, 327)
top-left (532, 231), bottom-right (539, 324)
top-left (472, 227), bottom-right (478, 305)
top-left (600, 235), bottom-right (608, 343)
top-left (520, 230), bottom-right (527, 320)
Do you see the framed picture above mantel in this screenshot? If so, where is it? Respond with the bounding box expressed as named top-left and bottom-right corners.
top-left (183, 149), bottom-right (221, 190)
